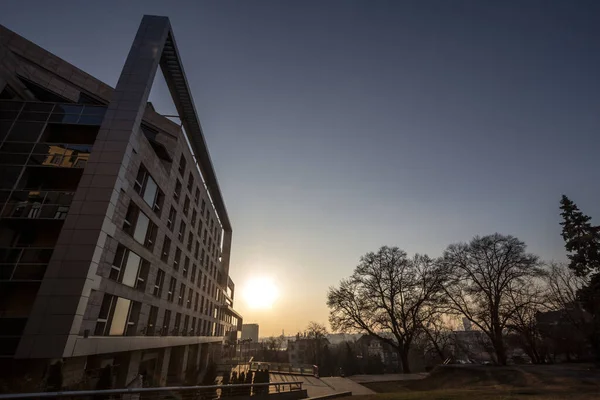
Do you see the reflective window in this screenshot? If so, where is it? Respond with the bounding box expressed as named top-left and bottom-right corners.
top-left (134, 164), bottom-right (163, 215)
top-left (122, 251), bottom-right (141, 287)
top-left (133, 212), bottom-right (150, 244)
top-left (143, 177), bottom-right (158, 207)
top-left (5, 121), bottom-right (45, 142)
top-left (109, 297), bottom-right (131, 336)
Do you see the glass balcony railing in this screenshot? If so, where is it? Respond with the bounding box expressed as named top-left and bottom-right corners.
top-left (1, 190), bottom-right (74, 219)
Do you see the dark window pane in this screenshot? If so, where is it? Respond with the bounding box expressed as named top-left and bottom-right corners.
top-left (77, 115), bottom-right (104, 125)
top-left (6, 121), bottom-right (45, 142)
top-left (53, 104), bottom-right (83, 115)
top-left (1, 142), bottom-right (34, 154)
top-left (0, 101), bottom-right (24, 111)
top-left (23, 102), bottom-right (54, 112)
top-left (0, 110), bottom-right (19, 120)
top-left (0, 121), bottom-right (14, 142)
top-left (0, 154), bottom-right (28, 164)
top-left (81, 106), bottom-right (106, 116)
top-left (17, 112), bottom-right (49, 122)
top-left (48, 113), bottom-right (79, 124)
top-left (0, 167), bottom-right (22, 189)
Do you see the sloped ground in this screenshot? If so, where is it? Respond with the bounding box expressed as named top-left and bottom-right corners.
top-left (357, 364), bottom-right (600, 400)
top-left (269, 373), bottom-right (375, 398)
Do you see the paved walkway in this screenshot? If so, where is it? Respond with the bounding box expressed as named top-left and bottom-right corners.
top-left (349, 373), bottom-right (428, 383)
top-left (269, 373), bottom-right (375, 397)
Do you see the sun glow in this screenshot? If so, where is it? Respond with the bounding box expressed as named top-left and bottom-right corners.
top-left (242, 277), bottom-right (279, 309)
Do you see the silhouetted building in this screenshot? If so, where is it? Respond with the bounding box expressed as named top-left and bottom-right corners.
top-left (0, 16), bottom-right (242, 390)
top-left (288, 335), bottom-right (330, 365)
top-left (356, 334), bottom-right (400, 371)
top-left (241, 324), bottom-right (259, 343)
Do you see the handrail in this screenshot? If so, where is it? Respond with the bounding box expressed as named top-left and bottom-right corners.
top-left (0, 381), bottom-right (304, 399)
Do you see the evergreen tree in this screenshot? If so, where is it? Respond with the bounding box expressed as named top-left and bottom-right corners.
top-left (560, 195), bottom-right (600, 276)
top-left (559, 195), bottom-right (600, 362)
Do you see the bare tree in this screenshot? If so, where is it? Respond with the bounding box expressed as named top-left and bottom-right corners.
top-left (327, 247), bottom-right (446, 373)
top-left (417, 315), bottom-right (455, 363)
top-left (544, 262), bottom-right (590, 327)
top-left (441, 234), bottom-right (543, 365)
top-left (504, 278), bottom-right (547, 363)
top-left (303, 322), bottom-right (329, 366)
top-left (305, 322), bottom-right (328, 339)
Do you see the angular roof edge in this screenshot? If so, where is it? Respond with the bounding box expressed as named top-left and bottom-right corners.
top-left (153, 16), bottom-right (232, 232)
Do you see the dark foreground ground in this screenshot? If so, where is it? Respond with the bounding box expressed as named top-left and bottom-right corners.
top-left (351, 363), bottom-right (600, 400)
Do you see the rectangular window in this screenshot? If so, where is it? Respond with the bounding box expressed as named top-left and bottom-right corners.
top-left (109, 244), bottom-right (149, 290)
top-left (191, 263), bottom-right (197, 284)
top-left (194, 292), bottom-right (199, 312)
top-left (162, 309), bottom-right (171, 336)
top-left (167, 206), bottom-right (176, 231)
top-left (183, 195), bottom-right (190, 215)
top-left (191, 209), bottom-right (197, 227)
top-left (187, 231), bottom-right (193, 251)
top-left (143, 220), bottom-right (157, 250)
top-left (178, 155), bottom-right (186, 176)
top-left (161, 236), bottom-right (171, 262)
top-left (187, 172), bottom-right (194, 192)
top-left (146, 306), bottom-right (158, 336)
top-left (194, 241), bottom-right (200, 259)
top-left (133, 209), bottom-right (150, 243)
top-left (111, 298), bottom-right (132, 336)
top-left (194, 187), bottom-right (200, 203)
top-left (178, 283), bottom-right (185, 306)
top-left (174, 312), bottom-right (181, 336)
top-left (183, 256), bottom-right (189, 278)
top-left (174, 179), bottom-right (182, 201)
top-left (191, 317), bottom-right (196, 336)
top-left (173, 247), bottom-right (181, 271)
top-left (94, 294), bottom-right (138, 336)
top-left (197, 219), bottom-right (203, 236)
top-left (153, 269), bottom-right (165, 298)
top-left (167, 277), bottom-right (176, 302)
top-left (134, 164), bottom-right (164, 216)
top-left (124, 203), bottom-right (157, 249)
top-left (183, 314), bottom-right (190, 336)
top-left (197, 271), bottom-right (203, 289)
top-left (178, 220), bottom-right (186, 242)
top-left (187, 288), bottom-right (193, 309)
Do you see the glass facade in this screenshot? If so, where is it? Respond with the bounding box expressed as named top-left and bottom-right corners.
top-left (0, 100), bottom-right (104, 356)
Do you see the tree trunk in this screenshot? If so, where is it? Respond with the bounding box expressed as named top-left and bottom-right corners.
top-left (400, 349), bottom-right (411, 373)
top-left (494, 334), bottom-right (507, 365)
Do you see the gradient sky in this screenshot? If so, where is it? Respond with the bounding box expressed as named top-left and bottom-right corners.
top-left (2, 1), bottom-right (600, 337)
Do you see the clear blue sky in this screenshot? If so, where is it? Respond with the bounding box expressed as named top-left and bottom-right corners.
top-left (2, 0), bottom-right (599, 336)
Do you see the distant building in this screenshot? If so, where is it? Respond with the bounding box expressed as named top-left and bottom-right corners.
top-left (241, 324), bottom-right (259, 343)
top-left (288, 335), bottom-right (330, 365)
top-left (356, 334), bottom-right (400, 372)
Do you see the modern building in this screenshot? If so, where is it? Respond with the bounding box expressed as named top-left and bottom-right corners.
top-left (0, 15), bottom-right (242, 390)
top-left (241, 324), bottom-right (259, 343)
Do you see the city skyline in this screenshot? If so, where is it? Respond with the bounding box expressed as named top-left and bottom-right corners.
top-left (2, 0), bottom-right (599, 336)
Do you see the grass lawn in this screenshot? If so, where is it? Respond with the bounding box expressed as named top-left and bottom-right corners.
top-left (350, 364), bottom-right (600, 400)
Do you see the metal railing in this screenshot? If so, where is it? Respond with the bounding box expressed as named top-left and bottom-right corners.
top-left (249, 362), bottom-right (317, 377)
top-left (0, 381), bottom-right (304, 400)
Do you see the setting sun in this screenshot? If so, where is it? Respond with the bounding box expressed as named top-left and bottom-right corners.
top-left (242, 277), bottom-right (279, 309)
